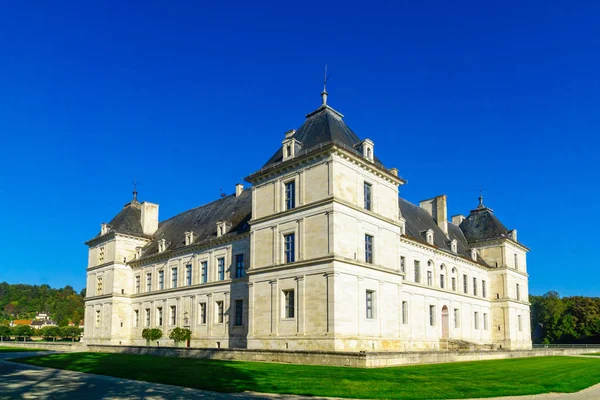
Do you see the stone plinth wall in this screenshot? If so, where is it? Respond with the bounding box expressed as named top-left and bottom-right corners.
top-left (0, 342), bottom-right (87, 352)
top-left (86, 344), bottom-right (600, 368)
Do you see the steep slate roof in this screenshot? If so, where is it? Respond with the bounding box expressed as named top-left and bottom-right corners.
top-left (263, 105), bottom-right (385, 168)
top-left (93, 200), bottom-right (145, 238)
top-left (140, 190), bottom-right (252, 258)
top-left (459, 204), bottom-right (510, 244)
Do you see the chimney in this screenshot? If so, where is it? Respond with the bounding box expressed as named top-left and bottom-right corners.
top-left (508, 229), bottom-right (517, 241)
top-left (141, 202), bottom-right (159, 236)
top-left (235, 183), bottom-right (244, 197)
top-left (419, 195), bottom-right (448, 235)
top-left (452, 214), bottom-right (466, 226)
top-left (389, 168), bottom-right (399, 176)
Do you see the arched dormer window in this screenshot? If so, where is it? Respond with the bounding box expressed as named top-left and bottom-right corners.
top-left (450, 239), bottom-right (458, 253)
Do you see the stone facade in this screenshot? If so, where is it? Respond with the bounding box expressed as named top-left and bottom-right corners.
top-left (84, 93), bottom-right (532, 352)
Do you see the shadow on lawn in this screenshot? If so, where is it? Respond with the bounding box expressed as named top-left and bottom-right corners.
top-left (1, 353), bottom-right (271, 400)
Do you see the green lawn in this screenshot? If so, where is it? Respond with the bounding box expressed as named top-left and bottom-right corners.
top-left (583, 353), bottom-right (600, 356)
top-left (0, 347), bottom-right (47, 352)
top-left (14, 353), bottom-right (600, 399)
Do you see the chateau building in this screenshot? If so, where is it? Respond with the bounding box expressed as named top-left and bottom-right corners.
top-left (84, 90), bottom-right (532, 351)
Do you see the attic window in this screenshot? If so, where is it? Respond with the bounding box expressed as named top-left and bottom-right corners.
top-left (185, 231), bottom-right (195, 246)
top-left (360, 139), bottom-right (374, 162)
top-left (471, 248), bottom-right (477, 261)
top-left (135, 247), bottom-right (142, 259)
top-left (158, 239), bottom-right (167, 253)
top-left (217, 221), bottom-right (231, 238)
top-left (399, 221), bottom-right (405, 236)
top-left (101, 223), bottom-right (110, 235)
top-left (425, 229), bottom-right (434, 245)
top-left (450, 239), bottom-right (458, 253)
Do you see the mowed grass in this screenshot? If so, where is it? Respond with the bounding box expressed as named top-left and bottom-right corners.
top-left (0, 347), bottom-right (47, 352)
top-left (14, 353), bottom-right (600, 399)
top-left (583, 353), bottom-right (600, 356)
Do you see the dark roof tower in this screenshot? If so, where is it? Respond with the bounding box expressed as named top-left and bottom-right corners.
top-left (459, 196), bottom-right (512, 244)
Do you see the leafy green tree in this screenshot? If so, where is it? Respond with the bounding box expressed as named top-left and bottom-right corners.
top-left (60, 326), bottom-right (82, 342)
top-left (142, 328), bottom-right (163, 345)
top-left (12, 325), bottom-right (34, 341)
top-left (168, 327), bottom-right (191, 346)
top-left (0, 325), bottom-right (11, 342)
top-left (40, 326), bottom-right (62, 341)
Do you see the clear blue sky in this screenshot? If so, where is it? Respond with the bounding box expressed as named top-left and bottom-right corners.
top-left (0, 1), bottom-right (597, 296)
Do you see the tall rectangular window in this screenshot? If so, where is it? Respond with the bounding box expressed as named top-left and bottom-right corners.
top-left (157, 307), bottom-right (163, 326)
top-left (463, 275), bottom-right (468, 294)
top-left (414, 261), bottom-right (421, 283)
top-left (364, 182), bottom-right (372, 211)
top-left (518, 314), bottom-right (522, 331)
top-left (454, 308), bottom-right (460, 328)
top-left (235, 254), bottom-right (245, 278)
top-left (473, 278), bottom-right (477, 296)
top-left (400, 256), bottom-right (406, 279)
top-left (427, 271), bottom-right (433, 286)
top-left (283, 290), bottom-right (295, 318)
top-left (218, 258), bottom-right (225, 281)
top-left (366, 290), bottom-right (374, 319)
top-left (440, 274), bottom-right (445, 289)
top-left (516, 283), bottom-right (521, 301)
top-left (402, 301), bottom-right (408, 324)
top-left (145, 309), bottom-right (150, 327)
top-left (514, 253), bottom-right (518, 269)
top-left (170, 306), bottom-right (176, 326)
top-left (284, 233), bottom-right (295, 263)
top-left (135, 276), bottom-right (140, 294)
top-left (172, 267), bottom-right (178, 288)
top-left (201, 261), bottom-right (208, 283)
top-left (134, 310), bottom-right (139, 328)
top-left (216, 301), bottom-right (224, 323)
top-left (474, 312), bottom-right (479, 329)
top-left (452, 276), bottom-right (456, 291)
top-left (158, 270), bottom-right (164, 290)
top-left (186, 264), bottom-right (192, 286)
top-left (482, 280), bottom-right (487, 298)
top-left (234, 299), bottom-right (243, 326)
top-left (483, 313), bottom-right (489, 330)
top-left (97, 276), bottom-right (103, 296)
top-left (429, 305), bottom-right (436, 326)
top-left (199, 303), bottom-right (207, 324)
top-left (285, 181), bottom-right (295, 210)
top-left (146, 273), bottom-right (152, 292)
top-left (365, 234), bottom-right (374, 264)
top-left (95, 310), bottom-right (101, 327)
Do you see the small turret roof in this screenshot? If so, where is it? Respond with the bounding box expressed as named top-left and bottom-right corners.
top-left (459, 205), bottom-right (511, 244)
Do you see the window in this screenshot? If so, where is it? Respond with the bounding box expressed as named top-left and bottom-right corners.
top-left (484, 313), bottom-right (489, 330)
top-left (201, 261), bottom-right (208, 283)
top-left (440, 274), bottom-right (445, 289)
top-left (235, 254), bottom-right (245, 278)
top-left (463, 275), bottom-right (468, 294)
top-left (285, 181), bottom-right (296, 210)
top-left (473, 277), bottom-right (477, 296)
top-left (145, 309), bottom-right (150, 327)
top-left (216, 301), bottom-right (224, 323)
top-left (146, 273), bottom-right (152, 292)
top-left (429, 305), bottom-right (436, 326)
top-left (172, 267), bottom-right (178, 288)
top-left (400, 256), bottom-right (406, 278)
top-left (516, 283), bottom-right (521, 301)
top-left (158, 270), bottom-right (164, 290)
top-left (134, 310), bottom-right (139, 328)
top-left (482, 280), bottom-right (487, 298)
top-left (414, 261), bottom-right (421, 283)
top-left (186, 264), bottom-right (192, 286)
top-left (199, 303), bottom-right (207, 324)
top-left (452, 276), bottom-right (456, 292)
top-left (157, 307), bottom-right (163, 326)
top-left (366, 290), bottom-right (374, 319)
top-left (402, 301), bottom-right (408, 324)
top-left (218, 258), bottom-right (225, 281)
top-left (98, 246), bottom-right (105, 263)
top-left (96, 276), bottom-right (103, 296)
top-left (135, 276), bottom-right (140, 294)
top-left (283, 290), bottom-right (295, 318)
top-left (170, 306), bottom-right (176, 325)
top-left (454, 308), bottom-right (460, 328)
top-left (365, 234), bottom-right (374, 264)
top-left (234, 299), bottom-right (243, 326)
top-left (364, 182), bottom-right (372, 211)
top-left (514, 253), bottom-right (518, 269)
top-left (95, 310), bottom-right (101, 327)
top-left (427, 271), bottom-right (433, 286)
top-left (518, 314), bottom-right (523, 331)
top-left (284, 233), bottom-right (295, 263)
top-left (474, 312), bottom-right (479, 329)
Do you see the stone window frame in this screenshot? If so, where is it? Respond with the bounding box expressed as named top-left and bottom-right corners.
top-left (158, 269), bottom-right (165, 290)
top-left (216, 301), bottom-right (224, 324)
top-left (234, 254), bottom-right (245, 278)
top-left (133, 309), bottom-right (139, 328)
top-left (453, 308), bottom-right (460, 329)
top-left (169, 305), bottom-right (176, 326)
top-left (429, 305), bottom-right (436, 326)
top-left (185, 264), bottom-right (192, 286)
top-left (414, 260), bottom-right (421, 283)
top-left (401, 300), bottom-right (408, 325)
top-left (281, 289), bottom-right (295, 319)
top-left (200, 260), bottom-right (208, 284)
top-left (199, 302), bottom-right (207, 325)
top-left (283, 179), bottom-right (296, 210)
top-left (463, 274), bottom-right (468, 294)
top-left (364, 234), bottom-right (374, 264)
top-left (365, 290), bottom-right (376, 320)
top-left (145, 308), bottom-right (150, 327)
top-left (135, 275), bottom-right (141, 294)
top-left (96, 275), bottom-right (103, 296)
top-left (363, 181), bottom-right (373, 211)
top-left (156, 307), bottom-right (163, 326)
top-left (281, 230), bottom-right (296, 264)
top-left (474, 311), bottom-right (480, 330)
top-left (483, 313), bottom-right (489, 330)
top-left (171, 266), bottom-right (178, 289)
top-left (473, 277), bottom-right (478, 296)
top-left (217, 257), bottom-right (226, 281)
top-left (234, 299), bottom-right (244, 326)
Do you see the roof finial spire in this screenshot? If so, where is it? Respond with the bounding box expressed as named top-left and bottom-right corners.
top-left (132, 179), bottom-right (139, 202)
top-left (321, 63), bottom-right (328, 106)
top-left (477, 188), bottom-right (486, 209)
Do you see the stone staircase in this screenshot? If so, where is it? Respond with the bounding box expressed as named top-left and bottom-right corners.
top-left (440, 339), bottom-right (498, 351)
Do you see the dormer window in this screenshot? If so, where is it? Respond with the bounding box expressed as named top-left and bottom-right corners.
top-left (399, 218), bottom-right (406, 235)
top-left (424, 229), bottom-right (434, 245)
top-left (101, 223), bottom-right (110, 235)
top-left (509, 229), bottom-right (517, 241)
top-left (450, 239), bottom-right (458, 253)
top-left (282, 129), bottom-right (299, 161)
top-left (471, 248), bottom-right (477, 261)
top-left (359, 139), bottom-right (374, 162)
top-left (216, 220), bottom-right (231, 237)
top-left (135, 247), bottom-right (142, 259)
top-left (158, 239), bottom-right (167, 253)
top-left (185, 231), bottom-right (195, 246)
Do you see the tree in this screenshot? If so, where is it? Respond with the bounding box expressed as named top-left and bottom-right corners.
top-left (0, 325), bottom-right (11, 342)
top-left (12, 325), bottom-right (34, 341)
top-left (141, 328), bottom-right (163, 345)
top-left (60, 326), bottom-right (82, 342)
top-left (40, 326), bottom-right (62, 342)
top-left (168, 327), bottom-right (191, 347)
